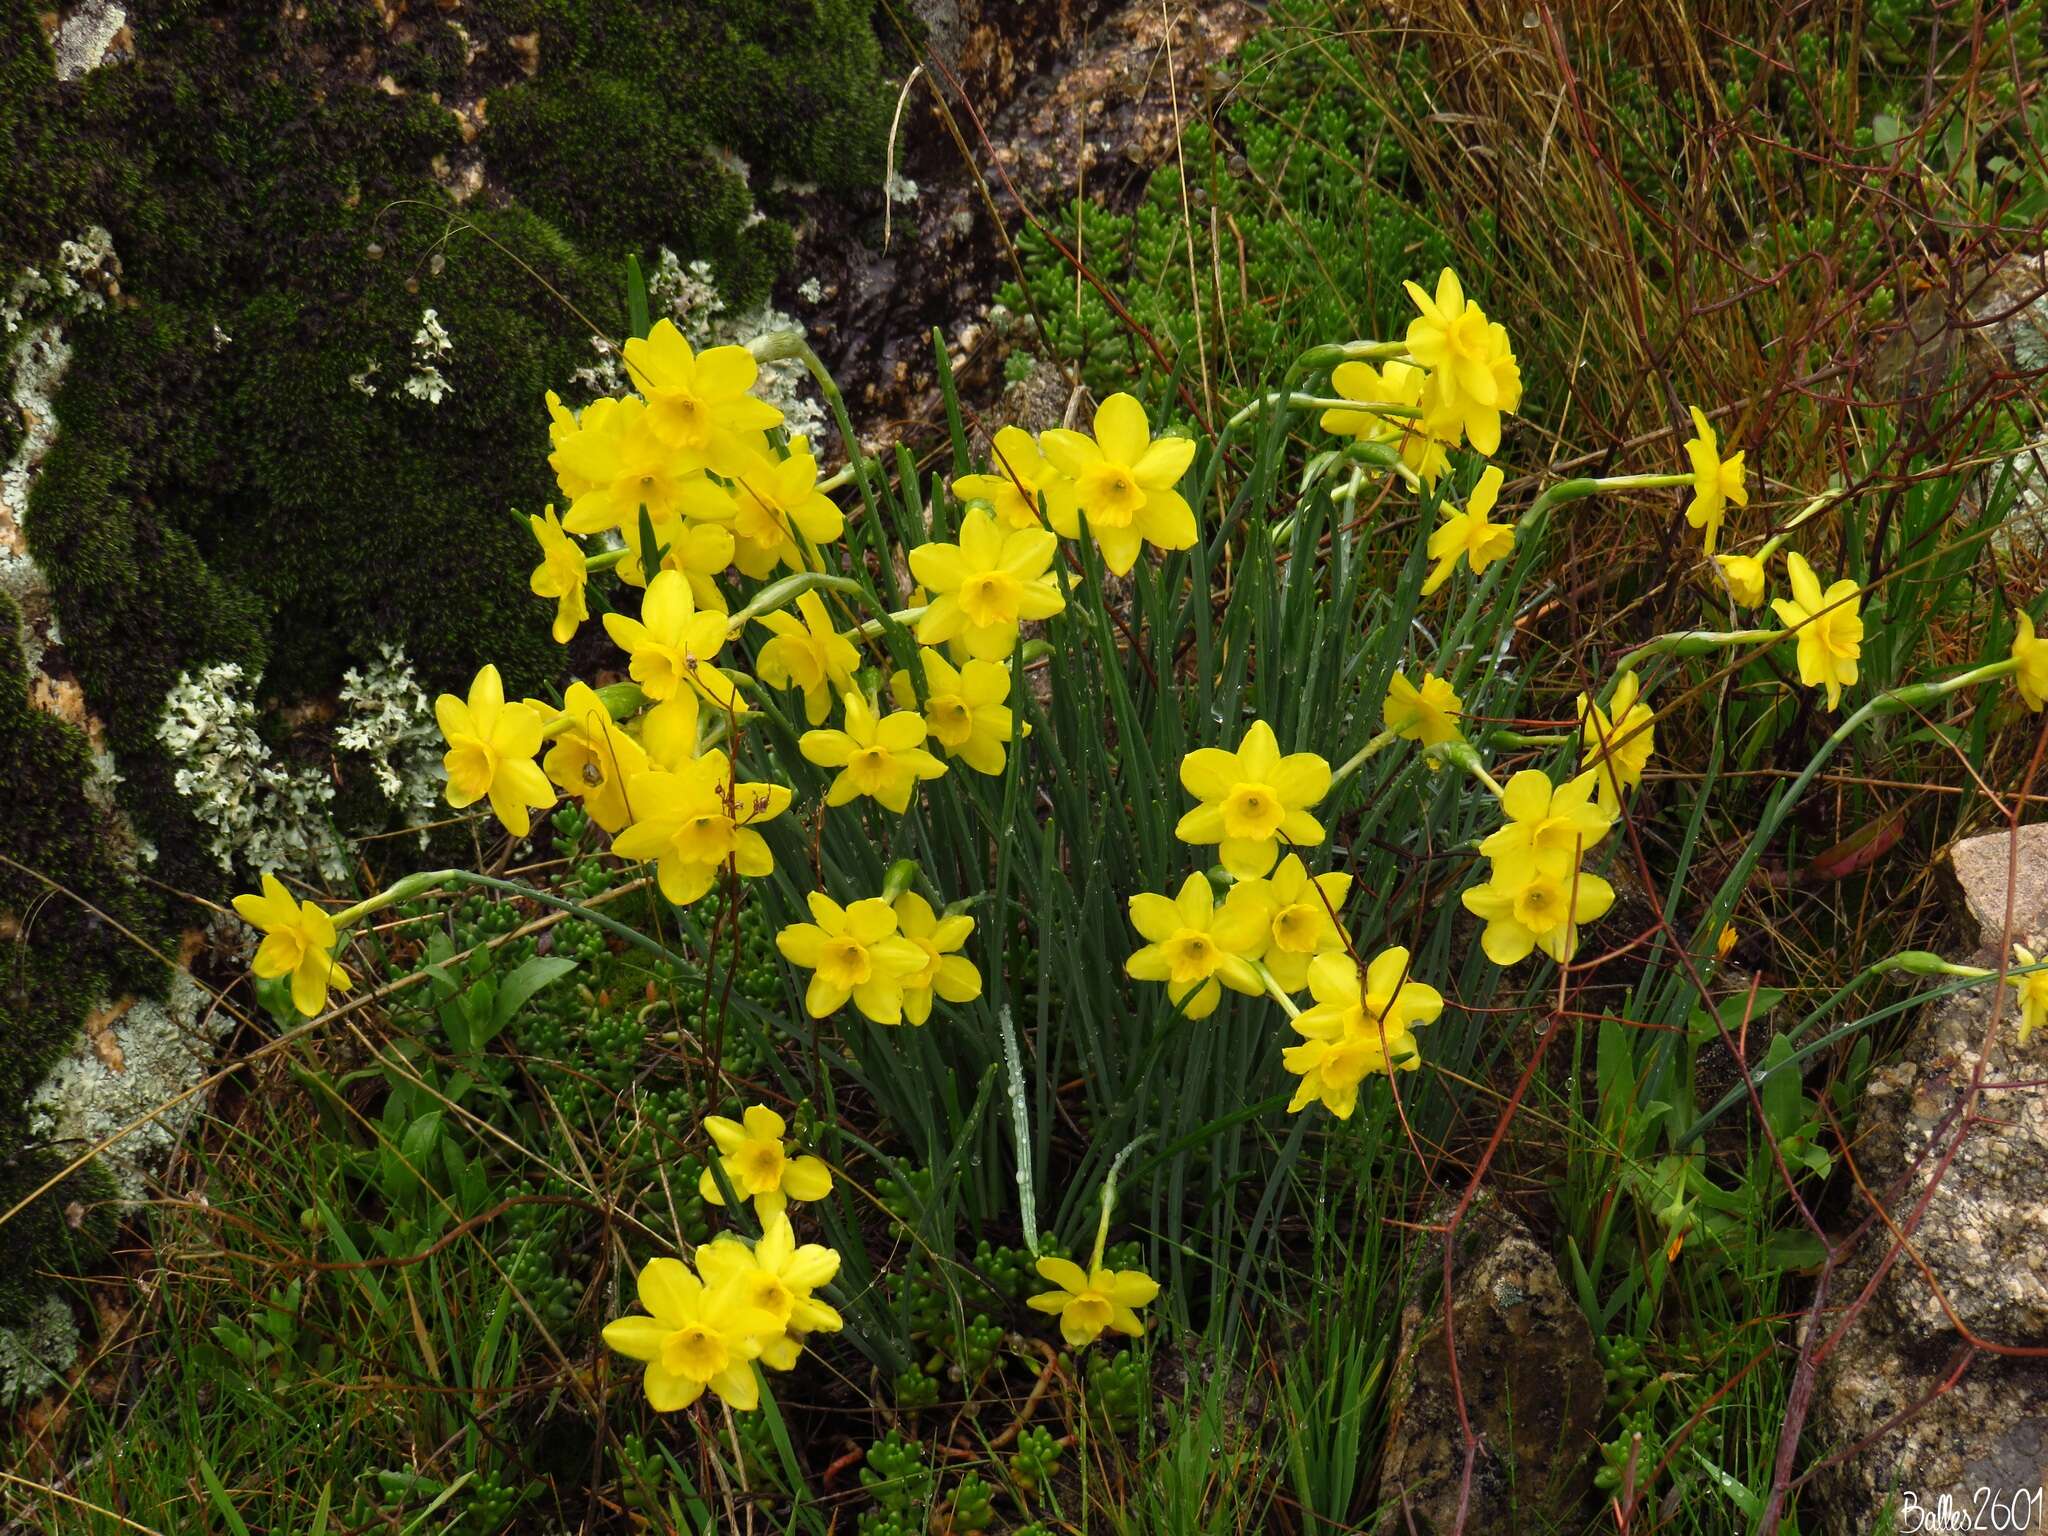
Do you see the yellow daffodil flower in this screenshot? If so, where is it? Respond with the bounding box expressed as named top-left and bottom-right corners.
top-left (600, 1256), bottom-right (779, 1412)
top-left (1175, 719), bottom-right (1331, 879)
top-left (527, 506), bottom-right (589, 643)
top-left (775, 893), bottom-right (927, 1023)
top-left (612, 752), bottom-right (793, 905)
top-left (232, 872), bottom-right (353, 1018)
top-left (1026, 1256), bottom-right (1158, 1348)
top-left (1319, 358), bottom-right (1455, 484)
top-left (1460, 850), bottom-right (1615, 966)
top-left (952, 424), bottom-right (1066, 530)
top-left (798, 692), bottom-right (948, 813)
top-left (602, 569), bottom-right (745, 717)
top-left (1401, 268), bottom-right (1522, 456)
top-left (697, 1103), bottom-right (834, 1221)
top-left (1771, 553), bottom-right (1863, 711)
top-left (888, 651), bottom-right (1024, 776)
top-left (1480, 769), bottom-right (1612, 867)
top-left (538, 681), bottom-right (649, 833)
top-left (1716, 552), bottom-right (1766, 608)
top-left (621, 319), bottom-right (784, 474)
top-left (436, 663), bottom-right (553, 836)
top-left (1578, 670), bottom-right (1653, 812)
top-left (615, 514), bottom-right (736, 613)
top-left (1384, 670), bottom-right (1463, 748)
top-left (1229, 853), bottom-right (1350, 993)
top-left (1421, 465), bottom-right (1514, 596)
top-left (1682, 406), bottom-right (1748, 555)
top-left (729, 441), bottom-right (846, 578)
top-left (909, 506), bottom-right (1066, 662)
top-left (695, 1213), bottom-right (844, 1371)
top-left (1283, 946), bottom-right (1442, 1117)
top-left (2010, 946), bottom-right (2047, 1045)
top-left (1124, 872), bottom-right (1269, 1020)
top-left (553, 396), bottom-right (734, 535)
top-left (2011, 611), bottom-right (2048, 712)
top-left (1038, 393), bottom-right (1197, 575)
top-left (755, 590), bottom-right (861, 725)
top-left (892, 892), bottom-right (982, 1025)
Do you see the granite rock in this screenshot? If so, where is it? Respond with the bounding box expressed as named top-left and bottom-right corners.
top-left (1373, 1206), bottom-right (1603, 1535)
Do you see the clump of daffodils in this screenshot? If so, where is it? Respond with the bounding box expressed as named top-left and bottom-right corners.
top-left (603, 1105), bottom-right (844, 1414)
top-left (218, 251), bottom-right (1955, 1423)
top-left (1460, 768), bottom-right (1617, 967)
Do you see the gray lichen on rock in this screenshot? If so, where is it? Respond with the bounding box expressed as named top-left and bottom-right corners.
top-left (0, 1293), bottom-right (81, 1407)
top-left (26, 970), bottom-right (227, 1205)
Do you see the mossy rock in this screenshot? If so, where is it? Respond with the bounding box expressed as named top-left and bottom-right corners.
top-left (0, 0), bottom-right (894, 1329)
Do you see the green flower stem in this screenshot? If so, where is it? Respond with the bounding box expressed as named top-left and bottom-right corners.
top-left (1754, 486), bottom-right (1842, 562)
top-left (525, 682), bottom-right (646, 744)
top-left (852, 605), bottom-right (929, 643)
top-left (1252, 961), bottom-right (1303, 1019)
top-left (1431, 738), bottom-right (1505, 797)
top-left (1484, 729), bottom-right (1572, 749)
top-left (1292, 338), bottom-right (1412, 370)
top-left (1585, 471), bottom-right (1696, 492)
top-left (582, 546), bottom-right (628, 574)
top-left (331, 867), bottom-right (462, 930)
top-left (1088, 1134), bottom-right (1153, 1272)
top-left (725, 571), bottom-right (869, 632)
top-left (332, 869), bottom-right (689, 974)
top-left (1621, 627), bottom-right (1778, 664)
top-left (1689, 658), bottom-right (2021, 964)
top-left (1681, 952), bottom-right (2031, 1146)
top-left (1330, 729), bottom-right (1397, 788)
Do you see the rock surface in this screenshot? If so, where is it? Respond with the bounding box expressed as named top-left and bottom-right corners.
top-left (1947, 823), bottom-right (2048, 953)
top-left (1373, 1206), bottom-right (1603, 1535)
top-left (801, 0), bottom-right (1258, 435)
top-left (1811, 969), bottom-right (2048, 1532)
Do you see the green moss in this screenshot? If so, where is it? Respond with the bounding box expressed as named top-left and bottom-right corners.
top-left (491, 76), bottom-right (782, 307)
top-left (998, 0), bottom-right (1456, 400)
top-left (526, 0), bottom-right (890, 194)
